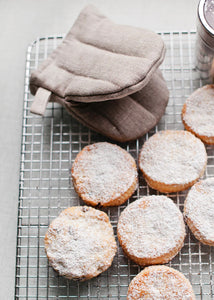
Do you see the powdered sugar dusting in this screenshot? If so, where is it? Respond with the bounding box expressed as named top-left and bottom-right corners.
top-left (127, 266), bottom-right (195, 299)
top-left (183, 85), bottom-right (214, 137)
top-left (184, 177), bottom-right (214, 244)
top-left (139, 130), bottom-right (207, 185)
top-left (45, 206), bottom-right (117, 280)
top-left (72, 142), bottom-right (138, 205)
top-left (118, 196), bottom-right (185, 260)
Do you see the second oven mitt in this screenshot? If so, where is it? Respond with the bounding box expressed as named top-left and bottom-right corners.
top-left (30, 5), bottom-right (169, 142)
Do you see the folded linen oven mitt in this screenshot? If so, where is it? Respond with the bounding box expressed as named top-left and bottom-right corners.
top-left (30, 5), bottom-right (169, 142)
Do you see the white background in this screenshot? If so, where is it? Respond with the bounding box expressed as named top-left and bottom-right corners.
top-left (0, 0), bottom-right (199, 298)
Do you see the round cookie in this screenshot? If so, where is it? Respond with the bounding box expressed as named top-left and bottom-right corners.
top-left (117, 196), bottom-right (186, 266)
top-left (182, 85), bottom-right (214, 145)
top-left (184, 177), bottom-right (214, 246)
top-left (44, 206), bottom-right (117, 281)
top-left (71, 142), bottom-right (138, 206)
top-left (139, 130), bottom-right (207, 193)
top-left (127, 265), bottom-right (196, 300)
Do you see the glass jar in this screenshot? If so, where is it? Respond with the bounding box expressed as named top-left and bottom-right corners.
top-left (196, 0), bottom-right (214, 79)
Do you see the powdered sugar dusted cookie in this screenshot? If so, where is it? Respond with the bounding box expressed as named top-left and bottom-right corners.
top-left (117, 196), bottom-right (185, 266)
top-left (184, 177), bottom-right (214, 246)
top-left (139, 130), bottom-right (207, 193)
top-left (44, 206), bottom-right (117, 281)
top-left (182, 85), bottom-right (214, 145)
top-left (127, 265), bottom-right (196, 300)
top-left (71, 142), bottom-right (138, 206)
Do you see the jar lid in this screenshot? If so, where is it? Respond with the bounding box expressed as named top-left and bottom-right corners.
top-left (198, 0), bottom-right (214, 36)
top-left (198, 0), bottom-right (214, 49)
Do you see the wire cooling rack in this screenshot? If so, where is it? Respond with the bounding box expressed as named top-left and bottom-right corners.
top-left (15, 31), bottom-right (214, 299)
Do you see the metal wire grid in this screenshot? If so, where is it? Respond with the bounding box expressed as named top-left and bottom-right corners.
top-left (15, 31), bottom-right (214, 299)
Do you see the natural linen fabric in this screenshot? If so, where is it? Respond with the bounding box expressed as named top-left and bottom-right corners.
top-left (30, 5), bottom-right (169, 142)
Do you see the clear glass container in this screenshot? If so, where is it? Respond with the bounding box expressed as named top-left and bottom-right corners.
top-left (196, 0), bottom-right (214, 79)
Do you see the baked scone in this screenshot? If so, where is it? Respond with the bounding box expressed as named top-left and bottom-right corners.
top-left (184, 177), bottom-right (214, 246)
top-left (71, 142), bottom-right (138, 206)
top-left (182, 85), bottom-right (214, 145)
top-left (117, 196), bottom-right (186, 266)
top-left (139, 130), bottom-right (207, 193)
top-left (44, 206), bottom-right (117, 281)
top-left (127, 265), bottom-right (196, 300)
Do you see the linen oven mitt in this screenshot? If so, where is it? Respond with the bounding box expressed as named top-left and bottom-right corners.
top-left (30, 5), bottom-right (169, 142)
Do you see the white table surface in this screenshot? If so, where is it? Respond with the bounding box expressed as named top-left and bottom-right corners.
top-left (0, 0), bottom-right (199, 298)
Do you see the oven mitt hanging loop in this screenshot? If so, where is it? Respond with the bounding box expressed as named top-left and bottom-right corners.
top-left (30, 5), bottom-right (169, 142)
top-left (30, 87), bottom-right (51, 116)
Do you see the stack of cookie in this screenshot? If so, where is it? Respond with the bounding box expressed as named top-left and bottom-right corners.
top-left (43, 128), bottom-right (206, 299)
top-left (45, 83), bottom-right (214, 297)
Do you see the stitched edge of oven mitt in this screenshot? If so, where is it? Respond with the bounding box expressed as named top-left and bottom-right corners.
top-left (30, 4), bottom-right (166, 103)
top-left (51, 69), bottom-right (169, 142)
